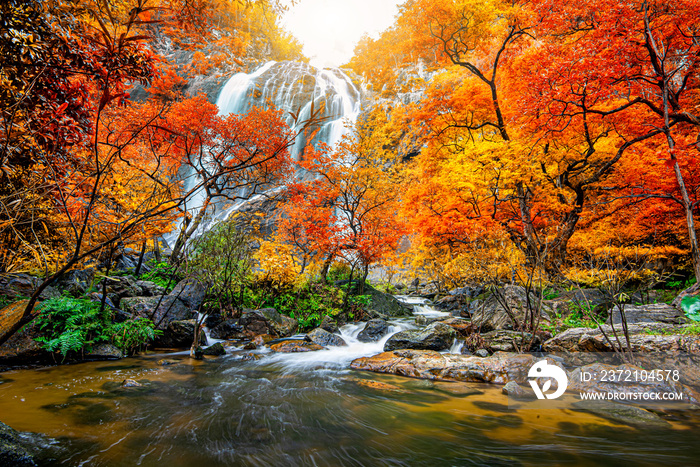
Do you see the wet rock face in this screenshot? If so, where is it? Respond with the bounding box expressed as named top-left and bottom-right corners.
top-left (239, 308), bottom-right (298, 338)
top-left (351, 350), bottom-right (536, 384)
top-left (383, 322), bottom-right (457, 352)
top-left (357, 319), bottom-right (389, 343)
top-left (305, 328), bottom-right (347, 347)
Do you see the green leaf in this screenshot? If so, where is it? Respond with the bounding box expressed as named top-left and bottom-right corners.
top-left (681, 296), bottom-right (700, 322)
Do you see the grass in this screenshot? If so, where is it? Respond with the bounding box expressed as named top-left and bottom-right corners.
top-left (643, 323), bottom-right (700, 336)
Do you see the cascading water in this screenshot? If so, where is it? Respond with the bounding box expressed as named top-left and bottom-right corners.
top-left (216, 61), bottom-right (362, 160)
top-left (165, 61), bottom-right (363, 247)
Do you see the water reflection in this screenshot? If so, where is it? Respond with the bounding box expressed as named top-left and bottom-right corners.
top-left (0, 351), bottom-right (698, 466)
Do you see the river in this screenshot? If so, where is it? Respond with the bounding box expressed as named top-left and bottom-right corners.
top-left (1, 308), bottom-right (699, 466)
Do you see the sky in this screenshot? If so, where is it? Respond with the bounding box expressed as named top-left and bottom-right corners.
top-left (281, 0), bottom-right (402, 68)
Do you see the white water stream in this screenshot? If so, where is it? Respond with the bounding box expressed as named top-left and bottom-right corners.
top-left (214, 295), bottom-right (465, 370)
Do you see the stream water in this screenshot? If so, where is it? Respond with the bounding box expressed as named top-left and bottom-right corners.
top-left (1, 299), bottom-right (700, 466)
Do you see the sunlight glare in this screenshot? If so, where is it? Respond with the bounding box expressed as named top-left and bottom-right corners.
top-left (281, 0), bottom-right (401, 69)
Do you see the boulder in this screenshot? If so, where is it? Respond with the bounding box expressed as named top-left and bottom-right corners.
top-left (448, 285), bottom-right (485, 298)
top-left (471, 285), bottom-right (551, 332)
top-left (357, 319), bottom-right (389, 343)
top-left (543, 323), bottom-right (700, 353)
top-left (351, 350), bottom-right (536, 384)
top-left (99, 275), bottom-right (144, 304)
top-left (268, 339), bottom-right (324, 353)
top-left (439, 317), bottom-right (474, 336)
top-left (359, 284), bottom-right (411, 317)
top-left (210, 319), bottom-right (246, 340)
top-left (0, 274), bottom-right (38, 299)
top-left (135, 280), bottom-right (166, 297)
top-left (549, 288), bottom-right (612, 316)
top-left (319, 315), bottom-right (339, 334)
top-left (155, 319), bottom-right (207, 348)
top-left (608, 303), bottom-right (687, 325)
top-left (305, 328), bottom-right (347, 347)
top-left (150, 278), bottom-right (206, 330)
top-left (168, 278), bottom-right (206, 311)
top-left (87, 293), bottom-right (118, 313)
top-left (202, 342), bottom-right (226, 356)
top-left (414, 315), bottom-right (444, 326)
top-left (0, 421), bottom-right (38, 467)
top-left (53, 268), bottom-right (95, 297)
top-left (0, 320), bottom-right (52, 369)
top-left (239, 308), bottom-right (298, 338)
top-left (474, 349), bottom-right (490, 358)
top-left (121, 379), bottom-right (142, 388)
top-left (119, 296), bottom-right (159, 319)
top-left (433, 295), bottom-right (463, 314)
top-left (384, 322), bottom-right (457, 351)
top-left (502, 381), bottom-right (528, 398)
top-left (85, 343), bottom-right (122, 360)
top-left (434, 286), bottom-right (484, 315)
top-left (0, 300), bottom-right (31, 345)
top-left (481, 330), bottom-right (540, 352)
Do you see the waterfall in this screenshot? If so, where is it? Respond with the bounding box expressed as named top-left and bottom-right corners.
top-left (165, 61), bottom-right (363, 247)
top-left (215, 60), bottom-right (362, 161)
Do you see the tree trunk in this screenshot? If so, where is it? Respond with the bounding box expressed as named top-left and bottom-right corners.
top-left (171, 197), bottom-right (211, 263)
top-left (134, 240), bottom-right (148, 276)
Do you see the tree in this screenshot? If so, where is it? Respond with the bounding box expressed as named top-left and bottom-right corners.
top-left (167, 100), bottom-right (297, 262)
top-left (279, 120), bottom-right (406, 287)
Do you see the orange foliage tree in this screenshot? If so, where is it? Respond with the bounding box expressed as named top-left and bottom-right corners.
top-left (278, 121), bottom-right (406, 286)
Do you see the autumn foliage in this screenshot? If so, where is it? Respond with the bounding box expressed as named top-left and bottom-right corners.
top-left (2, 0), bottom-right (700, 348)
top-left (348, 0), bottom-right (700, 284)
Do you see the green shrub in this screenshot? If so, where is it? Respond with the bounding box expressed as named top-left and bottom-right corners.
top-left (184, 219), bottom-right (255, 314)
top-left (34, 297), bottom-right (159, 359)
top-left (141, 260), bottom-right (181, 292)
top-left (327, 262), bottom-right (352, 283)
top-left (109, 318), bottom-right (161, 355)
top-left (35, 297), bottom-right (109, 358)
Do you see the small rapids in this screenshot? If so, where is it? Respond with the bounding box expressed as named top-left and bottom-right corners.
top-left (262, 320), bottom-right (416, 370)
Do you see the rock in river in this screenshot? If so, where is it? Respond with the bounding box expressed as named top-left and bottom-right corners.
top-left (383, 322), bottom-right (457, 351)
top-left (268, 339), bottom-right (324, 353)
top-left (305, 328), bottom-right (347, 347)
top-left (357, 319), bottom-right (389, 343)
top-left (351, 350), bottom-right (536, 384)
top-left (239, 308), bottom-right (298, 338)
